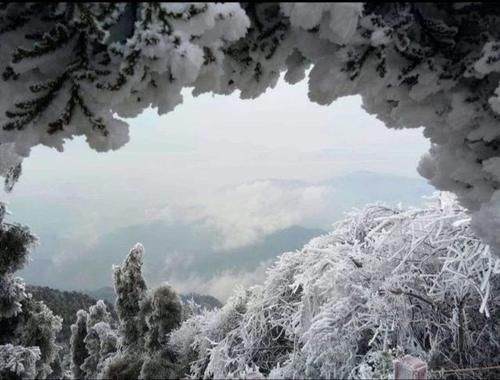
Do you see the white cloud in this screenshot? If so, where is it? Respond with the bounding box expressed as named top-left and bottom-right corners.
top-left (169, 261), bottom-right (271, 302)
top-left (148, 179), bottom-right (336, 250)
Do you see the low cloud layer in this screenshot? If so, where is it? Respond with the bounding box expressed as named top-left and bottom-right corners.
top-left (168, 260), bottom-right (271, 301)
top-left (147, 179), bottom-right (337, 250)
top-left (17, 171), bottom-right (432, 301)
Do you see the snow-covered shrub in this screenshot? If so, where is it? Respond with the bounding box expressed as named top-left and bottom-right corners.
top-left (3, 4), bottom-right (500, 254)
top-left (170, 289), bottom-right (250, 378)
top-left (169, 194), bottom-right (500, 379)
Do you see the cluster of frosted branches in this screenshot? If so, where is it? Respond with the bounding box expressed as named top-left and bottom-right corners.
top-left (0, 344), bottom-right (40, 380)
top-left (169, 194), bottom-right (500, 379)
top-left (0, 203), bottom-right (62, 379)
top-left (69, 301), bottom-right (117, 380)
top-left (2, 3), bottom-right (500, 253)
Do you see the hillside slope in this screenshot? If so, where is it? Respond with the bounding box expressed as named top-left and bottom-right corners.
top-left (27, 285), bottom-right (115, 344)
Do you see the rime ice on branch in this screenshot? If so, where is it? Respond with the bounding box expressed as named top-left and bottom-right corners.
top-left (3, 3), bottom-right (500, 253)
top-left (168, 194), bottom-right (500, 379)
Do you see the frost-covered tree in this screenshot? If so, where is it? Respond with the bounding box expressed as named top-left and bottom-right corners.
top-left (139, 284), bottom-right (182, 379)
top-left (112, 243), bottom-right (148, 348)
top-left (169, 194), bottom-right (500, 379)
top-left (77, 243), bottom-right (184, 380)
top-left (0, 344), bottom-right (40, 380)
top-left (0, 203), bottom-right (35, 319)
top-left (69, 301), bottom-right (118, 380)
top-left (69, 310), bottom-right (88, 380)
top-left (99, 244), bottom-right (148, 379)
top-left (3, 3), bottom-right (500, 254)
top-left (0, 203), bottom-right (62, 379)
top-left (79, 300), bottom-right (117, 379)
top-left (86, 300), bottom-right (112, 329)
top-left (170, 289), bottom-right (250, 379)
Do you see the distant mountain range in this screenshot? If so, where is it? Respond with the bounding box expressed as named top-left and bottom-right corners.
top-left (84, 287), bottom-right (222, 309)
top-left (323, 170), bottom-right (433, 209)
top-left (18, 171), bottom-right (433, 293)
top-left (21, 223), bottom-right (324, 291)
top-left (28, 285), bottom-right (116, 344)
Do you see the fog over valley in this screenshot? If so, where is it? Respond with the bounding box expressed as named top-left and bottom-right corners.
top-left (14, 171), bottom-right (432, 300)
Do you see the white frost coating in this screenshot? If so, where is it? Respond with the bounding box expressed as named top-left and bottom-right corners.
top-left (0, 144), bottom-right (21, 176)
top-left (3, 4), bottom-right (500, 254)
top-left (0, 344), bottom-right (41, 380)
top-left (0, 3), bottom-right (251, 158)
top-left (169, 194), bottom-right (500, 379)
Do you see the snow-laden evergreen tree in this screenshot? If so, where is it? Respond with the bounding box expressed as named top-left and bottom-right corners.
top-left (80, 243), bottom-right (184, 380)
top-left (112, 243), bottom-right (148, 349)
top-left (3, 3), bottom-right (500, 254)
top-left (69, 310), bottom-right (88, 380)
top-left (86, 300), bottom-right (112, 329)
top-left (139, 284), bottom-right (182, 379)
top-left (99, 244), bottom-right (148, 379)
top-left (85, 322), bottom-right (118, 379)
top-left (0, 203), bottom-right (62, 379)
top-left (69, 301), bottom-right (118, 380)
top-left (0, 203), bottom-right (34, 319)
top-left (169, 194), bottom-right (500, 379)
top-left (80, 300), bottom-right (117, 379)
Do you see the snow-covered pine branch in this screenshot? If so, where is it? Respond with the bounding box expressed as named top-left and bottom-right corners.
top-left (168, 194), bottom-right (500, 379)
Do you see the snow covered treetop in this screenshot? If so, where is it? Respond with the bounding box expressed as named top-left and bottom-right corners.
top-left (2, 3), bottom-right (500, 254)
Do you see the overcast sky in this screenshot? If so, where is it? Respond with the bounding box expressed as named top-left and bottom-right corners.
top-left (6, 78), bottom-right (428, 204)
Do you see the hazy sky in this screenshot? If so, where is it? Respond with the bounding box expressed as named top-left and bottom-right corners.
top-left (5, 77), bottom-right (431, 298)
top-left (6, 78), bottom-right (428, 203)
